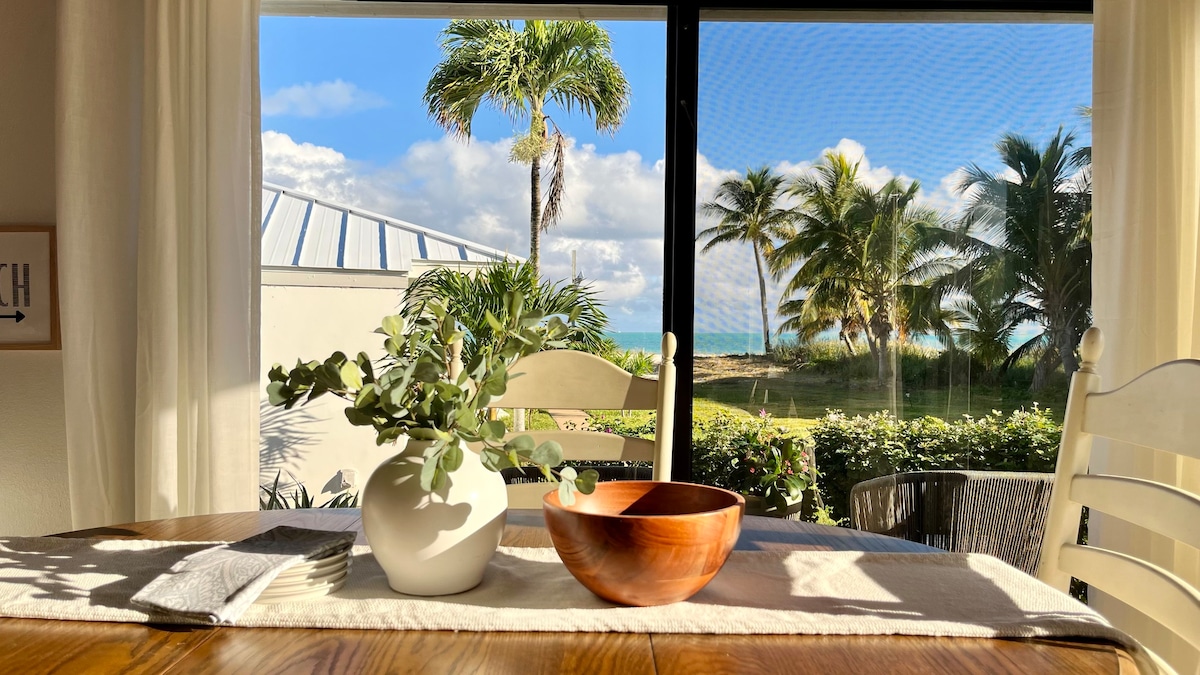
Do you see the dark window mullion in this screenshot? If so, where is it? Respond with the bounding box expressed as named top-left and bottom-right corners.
top-left (663, 2), bottom-right (699, 482)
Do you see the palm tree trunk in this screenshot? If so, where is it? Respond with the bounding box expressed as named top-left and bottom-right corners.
top-left (529, 152), bottom-right (541, 277)
top-left (752, 241), bottom-right (772, 355)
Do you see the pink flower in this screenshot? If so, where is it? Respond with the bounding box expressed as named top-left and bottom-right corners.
top-left (758, 409), bottom-right (768, 418)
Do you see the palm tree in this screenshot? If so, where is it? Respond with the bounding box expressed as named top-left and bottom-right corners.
top-left (949, 128), bottom-right (1092, 383)
top-left (772, 153), bottom-right (959, 383)
top-left (697, 167), bottom-right (798, 355)
top-left (400, 261), bottom-right (609, 361)
top-left (424, 20), bottom-right (631, 276)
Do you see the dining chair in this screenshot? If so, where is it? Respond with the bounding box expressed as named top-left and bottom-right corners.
top-left (1037, 326), bottom-right (1200, 668)
top-left (495, 333), bottom-right (677, 508)
top-left (850, 470), bottom-right (1054, 575)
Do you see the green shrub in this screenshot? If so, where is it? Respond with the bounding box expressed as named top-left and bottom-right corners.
top-left (811, 407), bottom-right (1061, 521)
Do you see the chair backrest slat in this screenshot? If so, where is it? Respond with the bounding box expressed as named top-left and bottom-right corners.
top-left (1080, 360), bottom-right (1200, 461)
top-left (493, 333), bottom-right (677, 509)
top-left (1070, 474), bottom-right (1200, 550)
top-left (501, 351), bottom-right (659, 410)
top-left (1059, 544), bottom-right (1200, 651)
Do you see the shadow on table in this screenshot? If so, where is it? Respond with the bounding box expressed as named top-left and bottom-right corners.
top-left (0, 537), bottom-right (210, 614)
top-left (691, 550), bottom-right (1095, 631)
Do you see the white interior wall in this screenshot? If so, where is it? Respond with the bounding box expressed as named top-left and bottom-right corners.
top-left (0, 1), bottom-right (71, 536)
top-left (260, 281), bottom-right (407, 500)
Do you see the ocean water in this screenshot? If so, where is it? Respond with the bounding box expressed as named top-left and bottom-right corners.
top-left (609, 332), bottom-right (768, 355)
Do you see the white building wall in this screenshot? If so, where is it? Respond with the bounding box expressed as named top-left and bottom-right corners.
top-left (260, 277), bottom-right (409, 500)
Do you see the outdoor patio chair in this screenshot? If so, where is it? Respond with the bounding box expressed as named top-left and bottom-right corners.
top-left (850, 470), bottom-right (1055, 575)
top-left (1037, 327), bottom-right (1200, 669)
top-left (493, 333), bottom-right (677, 508)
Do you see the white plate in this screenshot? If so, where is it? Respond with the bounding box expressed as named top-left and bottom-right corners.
top-left (274, 551), bottom-right (349, 578)
top-left (254, 576), bottom-right (346, 605)
top-left (266, 566), bottom-right (348, 591)
top-left (259, 569), bottom-right (349, 598)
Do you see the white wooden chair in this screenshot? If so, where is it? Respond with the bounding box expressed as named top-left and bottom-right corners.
top-left (1037, 327), bottom-right (1200, 670)
top-left (495, 333), bottom-right (677, 508)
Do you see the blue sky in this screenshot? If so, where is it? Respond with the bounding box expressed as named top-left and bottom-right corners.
top-left (260, 17), bottom-right (1092, 334)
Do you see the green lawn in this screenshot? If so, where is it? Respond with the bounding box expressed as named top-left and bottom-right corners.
top-left (693, 372), bottom-right (1066, 426)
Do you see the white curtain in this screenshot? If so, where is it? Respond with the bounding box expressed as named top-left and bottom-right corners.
top-left (1092, 0), bottom-right (1200, 672)
top-left (57, 0), bottom-right (261, 528)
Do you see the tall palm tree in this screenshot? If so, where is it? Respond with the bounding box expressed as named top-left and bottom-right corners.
top-left (949, 129), bottom-right (1092, 382)
top-left (697, 167), bottom-right (798, 355)
top-left (772, 153), bottom-right (959, 383)
top-left (424, 20), bottom-right (631, 276)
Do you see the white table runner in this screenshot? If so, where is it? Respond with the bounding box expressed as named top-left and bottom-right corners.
top-left (0, 536), bottom-right (1138, 655)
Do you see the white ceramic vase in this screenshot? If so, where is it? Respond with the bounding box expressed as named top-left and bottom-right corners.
top-left (362, 439), bottom-right (508, 595)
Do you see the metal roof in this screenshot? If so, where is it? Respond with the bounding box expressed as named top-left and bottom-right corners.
top-left (261, 182), bottom-right (519, 273)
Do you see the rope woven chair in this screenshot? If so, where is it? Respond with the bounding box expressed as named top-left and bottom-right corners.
top-left (850, 470), bottom-right (1054, 575)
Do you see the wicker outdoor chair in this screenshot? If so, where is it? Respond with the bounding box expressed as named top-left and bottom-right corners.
top-left (849, 470), bottom-right (1055, 575)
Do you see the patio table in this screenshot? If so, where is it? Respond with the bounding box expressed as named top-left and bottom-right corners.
top-left (0, 509), bottom-right (1135, 674)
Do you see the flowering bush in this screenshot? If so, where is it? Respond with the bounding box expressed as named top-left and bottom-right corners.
top-left (692, 411), bottom-right (813, 511)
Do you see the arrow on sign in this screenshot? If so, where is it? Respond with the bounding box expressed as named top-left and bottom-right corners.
top-left (0, 311), bottom-right (25, 323)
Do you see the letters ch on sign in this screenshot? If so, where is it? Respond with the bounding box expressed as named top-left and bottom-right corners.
top-left (0, 264), bottom-right (32, 308)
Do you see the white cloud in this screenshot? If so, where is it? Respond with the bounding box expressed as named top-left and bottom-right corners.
top-left (264, 130), bottom-right (666, 330)
top-left (262, 80), bottom-right (387, 118)
top-left (263, 131), bottom-right (990, 335)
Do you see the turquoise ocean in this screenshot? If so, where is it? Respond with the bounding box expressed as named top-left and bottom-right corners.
top-left (608, 327), bottom-right (1039, 356)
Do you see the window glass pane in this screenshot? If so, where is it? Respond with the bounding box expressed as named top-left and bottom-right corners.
top-left (694, 20), bottom-right (1092, 522)
top-left (259, 15), bottom-right (665, 498)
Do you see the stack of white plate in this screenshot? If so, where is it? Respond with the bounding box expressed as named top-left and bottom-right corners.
top-left (254, 550), bottom-right (351, 605)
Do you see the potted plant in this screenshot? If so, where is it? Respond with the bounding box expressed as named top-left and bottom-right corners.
top-left (693, 411), bottom-right (814, 518)
top-left (265, 293), bottom-right (598, 595)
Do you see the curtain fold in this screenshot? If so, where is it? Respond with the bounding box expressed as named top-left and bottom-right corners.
top-left (1092, 0), bottom-right (1200, 672)
top-left (57, 0), bottom-right (261, 528)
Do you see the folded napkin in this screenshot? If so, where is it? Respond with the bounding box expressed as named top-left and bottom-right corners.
top-left (130, 526), bottom-right (356, 624)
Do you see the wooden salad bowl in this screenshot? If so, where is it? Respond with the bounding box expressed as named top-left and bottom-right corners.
top-left (542, 481), bottom-right (745, 606)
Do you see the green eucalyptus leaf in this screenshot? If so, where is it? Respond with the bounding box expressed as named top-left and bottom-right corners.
top-left (576, 469), bottom-right (600, 494)
top-left (480, 447), bottom-right (514, 471)
top-left (354, 383), bottom-right (381, 409)
top-left (376, 426), bottom-right (405, 446)
top-left (483, 310), bottom-right (504, 335)
top-left (483, 420), bottom-right (507, 440)
top-left (407, 428), bottom-right (440, 441)
top-left (381, 315), bottom-right (405, 337)
top-left (384, 337), bottom-right (403, 357)
top-left (266, 381), bottom-right (294, 407)
top-left (504, 435), bottom-right (535, 454)
top-left (345, 407), bottom-right (375, 426)
top-left (440, 442), bottom-right (463, 473)
top-left (340, 362), bottom-right (364, 390)
top-left (420, 457), bottom-right (440, 491)
top-left (267, 364), bottom-right (289, 383)
top-left (558, 479), bottom-right (578, 507)
top-left (412, 361), bottom-right (442, 383)
top-left (530, 440), bottom-right (563, 467)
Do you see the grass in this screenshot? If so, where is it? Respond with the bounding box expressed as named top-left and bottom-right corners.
top-left (507, 341), bottom-right (1070, 433)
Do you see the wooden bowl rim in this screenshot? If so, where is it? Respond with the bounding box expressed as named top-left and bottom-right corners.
top-left (542, 480), bottom-right (746, 518)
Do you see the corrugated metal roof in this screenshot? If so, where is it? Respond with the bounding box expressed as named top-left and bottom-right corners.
top-left (261, 183), bottom-right (519, 272)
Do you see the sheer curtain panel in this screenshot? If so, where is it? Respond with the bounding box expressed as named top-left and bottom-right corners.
top-left (1092, 0), bottom-right (1200, 671)
top-left (57, 0), bottom-right (261, 528)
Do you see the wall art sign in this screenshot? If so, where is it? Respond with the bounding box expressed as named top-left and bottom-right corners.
top-left (0, 225), bottom-right (60, 350)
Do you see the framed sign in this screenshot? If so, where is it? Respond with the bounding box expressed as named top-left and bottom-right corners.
top-left (0, 225), bottom-right (60, 350)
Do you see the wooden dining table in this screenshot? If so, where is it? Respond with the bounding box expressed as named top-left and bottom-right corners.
top-left (0, 509), bottom-right (1134, 674)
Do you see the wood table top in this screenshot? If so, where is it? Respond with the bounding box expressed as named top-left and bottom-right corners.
top-left (0, 509), bottom-right (1135, 675)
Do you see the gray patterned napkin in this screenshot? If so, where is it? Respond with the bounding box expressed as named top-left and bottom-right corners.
top-left (130, 526), bottom-right (356, 624)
